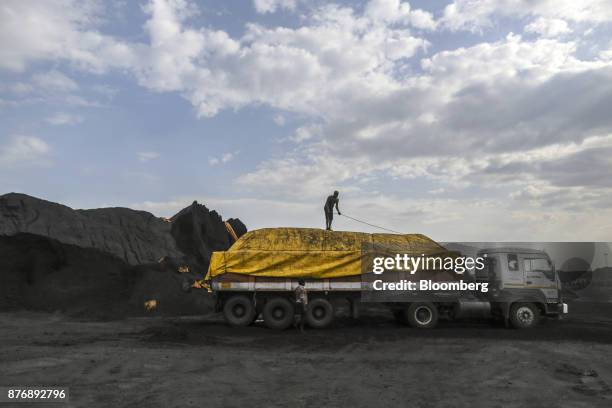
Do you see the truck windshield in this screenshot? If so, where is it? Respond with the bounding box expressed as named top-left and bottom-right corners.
top-left (524, 258), bottom-right (555, 281)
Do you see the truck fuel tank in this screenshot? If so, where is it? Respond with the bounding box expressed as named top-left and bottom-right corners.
top-left (454, 300), bottom-right (491, 319)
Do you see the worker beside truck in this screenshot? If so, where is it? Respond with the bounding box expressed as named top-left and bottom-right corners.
top-left (295, 279), bottom-right (308, 332)
top-left (198, 228), bottom-right (567, 330)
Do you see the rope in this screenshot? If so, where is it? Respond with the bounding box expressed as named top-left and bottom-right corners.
top-left (339, 213), bottom-right (404, 234)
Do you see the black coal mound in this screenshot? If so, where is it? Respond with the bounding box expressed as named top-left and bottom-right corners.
top-left (169, 200), bottom-right (243, 271)
top-left (0, 193), bottom-right (247, 317)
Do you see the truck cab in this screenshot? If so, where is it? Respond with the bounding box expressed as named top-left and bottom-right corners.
top-left (476, 247), bottom-right (568, 327)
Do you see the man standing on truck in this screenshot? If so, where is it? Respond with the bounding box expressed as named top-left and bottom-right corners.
top-left (295, 279), bottom-right (308, 332)
top-left (324, 190), bottom-right (341, 230)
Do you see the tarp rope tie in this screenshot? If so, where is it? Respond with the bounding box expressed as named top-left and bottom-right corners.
top-left (339, 213), bottom-right (404, 234)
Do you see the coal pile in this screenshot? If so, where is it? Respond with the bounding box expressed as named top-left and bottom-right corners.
top-left (0, 193), bottom-right (246, 318)
top-left (168, 201), bottom-right (246, 272)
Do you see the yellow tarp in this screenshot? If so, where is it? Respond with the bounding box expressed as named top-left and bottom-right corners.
top-left (205, 228), bottom-right (451, 280)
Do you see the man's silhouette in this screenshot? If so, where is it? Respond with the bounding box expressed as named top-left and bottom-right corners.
top-left (324, 191), bottom-right (341, 230)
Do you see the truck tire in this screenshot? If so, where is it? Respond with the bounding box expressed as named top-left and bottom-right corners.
top-left (305, 298), bottom-right (334, 329)
top-left (223, 295), bottom-right (256, 327)
top-left (405, 302), bottom-right (438, 329)
top-left (263, 297), bottom-right (295, 330)
top-left (509, 302), bottom-right (540, 329)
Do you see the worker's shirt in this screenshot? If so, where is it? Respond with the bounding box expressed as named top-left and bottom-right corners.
top-left (324, 195), bottom-right (339, 212)
top-left (295, 285), bottom-right (308, 305)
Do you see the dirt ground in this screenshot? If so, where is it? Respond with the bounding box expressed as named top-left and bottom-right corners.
top-left (1, 303), bottom-right (612, 408)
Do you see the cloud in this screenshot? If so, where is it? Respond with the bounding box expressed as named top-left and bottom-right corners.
top-left (208, 152), bottom-right (236, 166)
top-left (236, 152), bottom-right (372, 199)
top-left (131, 1), bottom-right (612, 168)
top-left (0, 0), bottom-right (138, 73)
top-left (3, 69), bottom-right (106, 108)
top-left (237, 33), bottom-right (612, 191)
top-left (135, 0), bottom-right (430, 117)
top-left (253, 0), bottom-right (297, 14)
top-left (364, 0), bottom-right (436, 30)
top-left (441, 0), bottom-right (612, 32)
top-left (5, 82), bottom-right (34, 94)
top-left (0, 135), bottom-right (51, 168)
top-left (32, 70), bottom-right (79, 92)
top-left (3, 1), bottom-right (432, 116)
top-left (137, 151), bottom-right (160, 162)
top-left (404, 135), bottom-right (612, 206)
top-left (125, 1), bottom-right (612, 227)
top-left (525, 17), bottom-right (571, 38)
top-left (289, 125), bottom-right (320, 143)
top-left (273, 114), bottom-right (286, 126)
top-left (46, 112), bottom-right (83, 126)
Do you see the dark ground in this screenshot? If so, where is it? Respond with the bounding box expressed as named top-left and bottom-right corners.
top-left (1, 302), bottom-right (611, 408)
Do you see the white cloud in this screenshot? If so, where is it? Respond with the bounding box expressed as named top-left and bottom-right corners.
top-left (253, 0), bottom-right (297, 14)
top-left (7, 82), bottom-right (34, 94)
top-left (46, 112), bottom-right (83, 126)
top-left (364, 0), bottom-right (436, 30)
top-left (273, 114), bottom-right (286, 126)
top-left (137, 151), bottom-right (160, 162)
top-left (525, 17), bottom-right (571, 38)
top-left (135, 0), bottom-right (429, 117)
top-left (33, 70), bottom-right (79, 92)
top-left (209, 151), bottom-right (236, 166)
top-left (441, 0), bottom-right (612, 32)
top-left (125, 1), bottom-right (612, 233)
top-left (234, 32), bottom-right (612, 215)
top-left (2, 1), bottom-right (432, 117)
top-left (289, 125), bottom-right (319, 143)
top-left (3, 70), bottom-right (109, 108)
top-left (236, 152), bottom-right (372, 199)
top-left (0, 0), bottom-right (138, 73)
top-left (0, 136), bottom-right (51, 168)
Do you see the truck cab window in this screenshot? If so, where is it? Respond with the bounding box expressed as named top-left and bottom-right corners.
top-left (507, 254), bottom-right (519, 271)
top-left (525, 258), bottom-right (555, 281)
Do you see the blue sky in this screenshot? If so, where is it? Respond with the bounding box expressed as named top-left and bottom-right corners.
top-left (1, 0), bottom-right (612, 241)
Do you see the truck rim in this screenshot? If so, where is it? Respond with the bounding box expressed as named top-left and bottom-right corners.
top-left (313, 306), bottom-right (325, 319)
top-left (414, 306), bottom-right (433, 325)
top-left (232, 304), bottom-right (246, 318)
top-left (272, 307), bottom-right (285, 319)
top-left (516, 306), bottom-right (534, 325)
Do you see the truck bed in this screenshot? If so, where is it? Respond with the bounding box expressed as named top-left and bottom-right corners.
top-left (211, 273), bottom-right (362, 291)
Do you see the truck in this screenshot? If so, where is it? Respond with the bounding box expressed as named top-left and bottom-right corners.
top-left (201, 228), bottom-right (568, 330)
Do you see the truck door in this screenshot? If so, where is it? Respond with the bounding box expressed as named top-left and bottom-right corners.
top-left (522, 257), bottom-right (558, 298)
top-left (503, 253), bottom-right (524, 286)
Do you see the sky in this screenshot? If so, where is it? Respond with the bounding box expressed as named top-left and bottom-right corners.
top-left (1, 0), bottom-right (612, 241)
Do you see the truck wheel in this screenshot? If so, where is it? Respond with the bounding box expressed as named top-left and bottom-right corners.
top-left (305, 298), bottom-right (334, 329)
top-left (223, 295), bottom-right (255, 327)
top-left (263, 297), bottom-right (295, 330)
top-left (405, 302), bottom-right (438, 329)
top-left (509, 303), bottom-right (540, 329)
